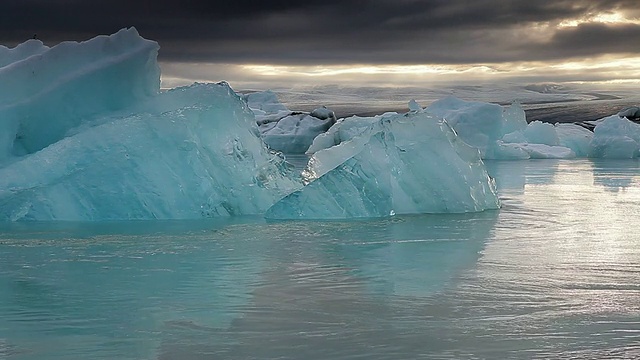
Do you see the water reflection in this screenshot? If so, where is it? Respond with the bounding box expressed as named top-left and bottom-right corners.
top-left (485, 159), bottom-right (561, 193)
top-left (158, 213), bottom-right (498, 359)
top-left (0, 219), bottom-right (268, 359)
top-left (591, 159), bottom-right (640, 190)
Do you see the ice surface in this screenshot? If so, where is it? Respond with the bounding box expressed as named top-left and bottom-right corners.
top-left (265, 111), bottom-right (500, 219)
top-left (425, 97), bottom-right (528, 159)
top-left (0, 83), bottom-right (299, 220)
top-left (6, 28), bottom-right (638, 222)
top-left (246, 91), bottom-right (336, 153)
top-left (590, 115), bottom-right (640, 158)
top-left (258, 112), bottom-right (336, 154)
top-left (618, 106), bottom-right (640, 120)
top-left (555, 123), bottom-right (594, 158)
top-left (0, 28), bottom-right (160, 161)
top-left (0, 30), bottom-right (300, 220)
top-left (0, 39), bottom-right (49, 68)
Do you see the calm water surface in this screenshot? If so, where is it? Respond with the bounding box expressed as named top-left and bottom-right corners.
top-left (1, 159), bottom-right (640, 359)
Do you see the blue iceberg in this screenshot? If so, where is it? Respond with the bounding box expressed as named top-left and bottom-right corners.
top-left (266, 111), bottom-right (500, 219)
top-left (0, 29), bottom-right (299, 220)
top-left (0, 29), bottom-right (526, 221)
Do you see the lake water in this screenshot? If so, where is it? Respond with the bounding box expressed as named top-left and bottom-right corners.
top-left (1, 159), bottom-right (640, 359)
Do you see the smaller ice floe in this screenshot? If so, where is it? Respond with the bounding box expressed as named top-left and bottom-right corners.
top-left (618, 106), bottom-right (640, 121)
top-left (245, 90), bottom-right (336, 154)
top-left (306, 114), bottom-right (386, 155)
top-left (555, 123), bottom-right (593, 157)
top-left (589, 115), bottom-right (640, 158)
top-left (425, 96), bottom-right (529, 159)
top-left (265, 109), bottom-right (500, 220)
top-left (499, 121), bottom-right (580, 159)
top-left (424, 97), bottom-right (573, 159)
top-left (243, 90), bottom-right (289, 116)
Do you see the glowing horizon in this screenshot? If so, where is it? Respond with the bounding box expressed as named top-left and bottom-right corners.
top-left (160, 54), bottom-right (640, 90)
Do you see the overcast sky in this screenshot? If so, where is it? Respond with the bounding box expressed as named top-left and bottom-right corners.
top-left (2, 0), bottom-right (640, 88)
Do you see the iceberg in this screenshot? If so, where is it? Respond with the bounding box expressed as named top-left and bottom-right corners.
top-left (589, 115), bottom-right (640, 158)
top-left (423, 97), bottom-right (637, 159)
top-left (0, 39), bottom-right (48, 68)
top-left (423, 97), bottom-right (572, 159)
top-left (555, 123), bottom-right (593, 157)
top-left (265, 111), bottom-right (500, 220)
top-left (16, 28), bottom-right (635, 221)
top-left (0, 29), bottom-right (299, 220)
top-left (425, 96), bottom-right (527, 158)
top-left (618, 106), bottom-right (640, 121)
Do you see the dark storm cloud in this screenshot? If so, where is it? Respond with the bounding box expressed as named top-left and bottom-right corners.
top-left (1, 0), bottom-right (639, 64)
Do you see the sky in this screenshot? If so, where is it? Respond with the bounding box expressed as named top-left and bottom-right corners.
top-left (2, 0), bottom-right (640, 89)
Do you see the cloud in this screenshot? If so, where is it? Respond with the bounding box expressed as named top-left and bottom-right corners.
top-left (1, 0), bottom-right (640, 66)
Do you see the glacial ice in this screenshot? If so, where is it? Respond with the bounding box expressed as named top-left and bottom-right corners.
top-left (425, 97), bottom-right (525, 158)
top-left (0, 28), bottom-right (503, 221)
top-left (0, 28), bottom-right (160, 161)
top-left (589, 115), bottom-right (640, 158)
top-left (555, 123), bottom-right (593, 157)
top-left (0, 39), bottom-right (48, 68)
top-left (422, 97), bottom-right (578, 159)
top-left (0, 83), bottom-right (299, 221)
top-left (0, 30), bottom-right (298, 220)
top-left (246, 91), bottom-right (337, 153)
top-left (618, 106), bottom-right (640, 120)
top-left (1, 28), bottom-right (638, 221)
top-left (265, 111), bottom-right (500, 220)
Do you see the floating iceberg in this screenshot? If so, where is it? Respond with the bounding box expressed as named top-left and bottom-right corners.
top-left (265, 111), bottom-right (500, 220)
top-left (0, 28), bottom-right (503, 221)
top-left (0, 29), bottom-right (298, 220)
top-left (422, 96), bottom-right (640, 159)
top-left (424, 97), bottom-right (579, 159)
top-left (0, 82), bottom-right (300, 221)
top-left (425, 96), bottom-right (527, 158)
top-left (7, 28), bottom-right (636, 221)
top-left (589, 115), bottom-right (640, 158)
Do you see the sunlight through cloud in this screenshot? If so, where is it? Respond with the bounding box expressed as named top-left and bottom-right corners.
top-left (558, 11), bottom-right (640, 27)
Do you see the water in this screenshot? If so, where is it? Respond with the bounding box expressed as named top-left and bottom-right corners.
top-left (1, 159), bottom-right (640, 359)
